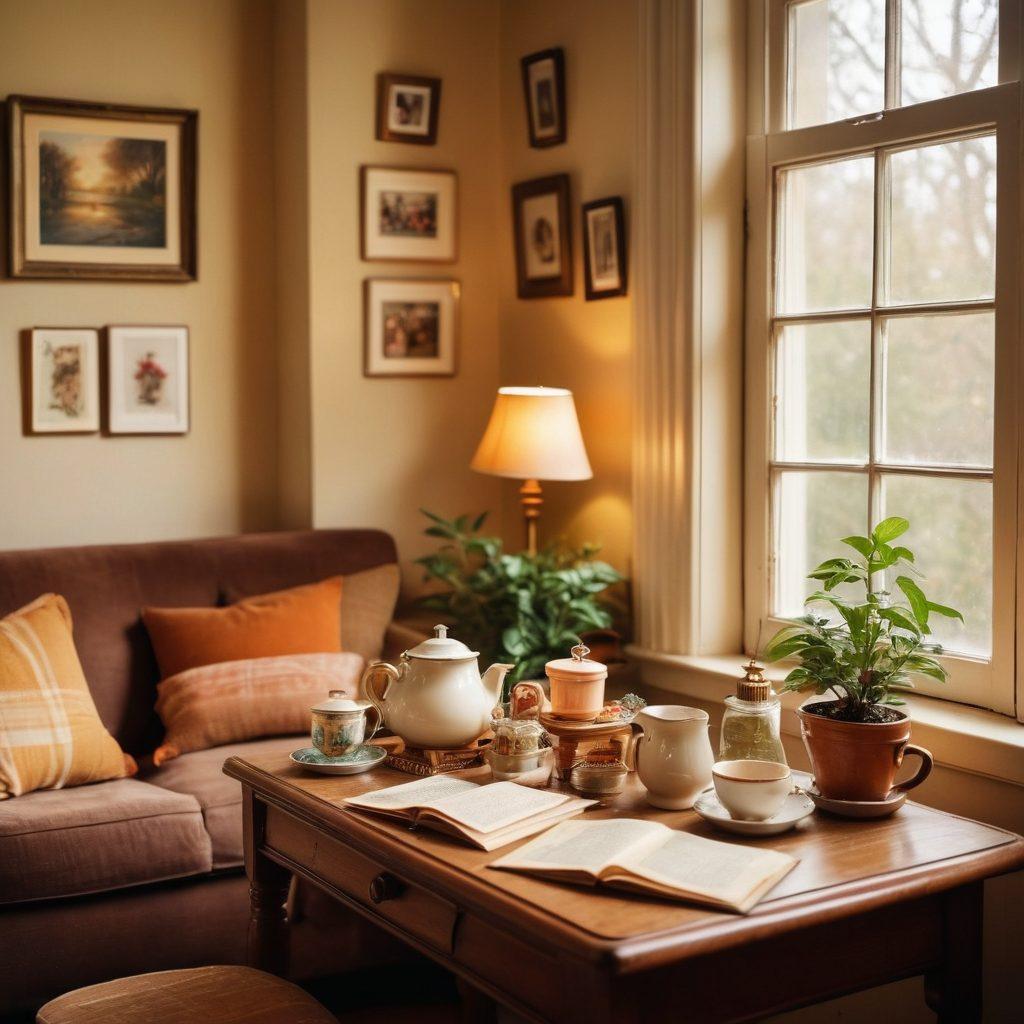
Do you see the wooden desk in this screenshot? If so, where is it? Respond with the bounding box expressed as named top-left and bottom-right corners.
top-left (224, 754), bottom-right (1024, 1023)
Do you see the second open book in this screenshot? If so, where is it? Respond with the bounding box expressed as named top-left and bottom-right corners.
top-left (491, 817), bottom-right (798, 913)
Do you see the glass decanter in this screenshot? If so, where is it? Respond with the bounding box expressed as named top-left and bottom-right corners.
top-left (719, 658), bottom-right (787, 764)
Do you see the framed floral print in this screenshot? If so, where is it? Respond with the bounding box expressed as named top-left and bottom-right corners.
top-left (512, 174), bottom-right (573, 299)
top-left (107, 325), bottom-right (189, 434)
top-left (364, 278), bottom-right (459, 378)
top-left (7, 95), bottom-right (197, 281)
top-left (582, 196), bottom-right (628, 300)
top-left (521, 48), bottom-right (566, 148)
top-left (375, 73), bottom-right (441, 145)
top-left (22, 327), bottom-right (100, 434)
top-left (361, 166), bottom-right (457, 262)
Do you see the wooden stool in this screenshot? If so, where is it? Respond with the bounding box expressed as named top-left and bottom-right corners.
top-left (36, 966), bottom-right (336, 1024)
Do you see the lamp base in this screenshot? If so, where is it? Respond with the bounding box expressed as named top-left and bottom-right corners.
top-left (520, 478), bottom-right (543, 555)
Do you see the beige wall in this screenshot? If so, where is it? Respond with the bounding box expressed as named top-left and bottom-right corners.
top-left (496, 0), bottom-right (636, 572)
top-left (0, 0), bottom-right (278, 550)
top-left (303, 0), bottom-right (504, 592)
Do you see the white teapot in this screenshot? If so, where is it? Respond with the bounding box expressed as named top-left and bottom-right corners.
top-left (360, 625), bottom-right (514, 749)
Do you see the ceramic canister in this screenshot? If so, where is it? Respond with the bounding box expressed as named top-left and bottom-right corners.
top-left (545, 643), bottom-right (608, 722)
top-left (310, 690), bottom-right (381, 757)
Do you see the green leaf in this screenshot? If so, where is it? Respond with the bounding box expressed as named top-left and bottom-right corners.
top-left (876, 606), bottom-right (921, 636)
top-left (892, 546), bottom-right (915, 563)
top-left (896, 576), bottom-right (929, 628)
top-left (927, 601), bottom-right (964, 623)
top-left (841, 535), bottom-right (873, 559)
top-left (472, 511), bottom-right (488, 531)
top-left (872, 516), bottom-right (910, 544)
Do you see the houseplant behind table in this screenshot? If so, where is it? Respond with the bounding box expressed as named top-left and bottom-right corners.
top-left (764, 516), bottom-right (963, 803)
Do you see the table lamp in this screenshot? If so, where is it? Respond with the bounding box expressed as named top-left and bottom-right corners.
top-left (471, 386), bottom-right (592, 555)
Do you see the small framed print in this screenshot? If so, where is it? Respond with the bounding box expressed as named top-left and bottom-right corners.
top-left (582, 197), bottom-right (628, 300)
top-left (375, 73), bottom-right (441, 145)
top-left (7, 95), bottom-right (197, 282)
top-left (361, 166), bottom-right (457, 262)
top-left (107, 325), bottom-right (189, 434)
top-left (22, 327), bottom-right (100, 434)
top-left (521, 48), bottom-right (566, 148)
top-left (364, 278), bottom-right (459, 378)
top-left (512, 174), bottom-right (573, 299)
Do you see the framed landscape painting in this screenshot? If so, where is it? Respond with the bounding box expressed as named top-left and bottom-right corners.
top-left (375, 73), bottom-right (441, 145)
top-left (7, 95), bottom-right (197, 281)
top-left (22, 327), bottom-right (100, 434)
top-left (361, 166), bottom-right (457, 262)
top-left (107, 325), bottom-right (190, 434)
top-left (582, 196), bottom-right (627, 300)
top-left (364, 278), bottom-right (459, 378)
top-left (512, 174), bottom-right (573, 298)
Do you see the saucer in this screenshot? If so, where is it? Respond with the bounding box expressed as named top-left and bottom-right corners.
top-left (290, 744), bottom-right (387, 776)
top-left (693, 789), bottom-right (815, 836)
top-left (807, 785), bottom-right (906, 819)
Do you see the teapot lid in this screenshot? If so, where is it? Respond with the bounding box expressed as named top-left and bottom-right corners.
top-left (406, 624), bottom-right (479, 660)
top-left (310, 689), bottom-right (371, 714)
top-left (545, 642), bottom-right (608, 682)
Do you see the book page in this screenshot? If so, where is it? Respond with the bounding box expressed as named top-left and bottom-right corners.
top-left (425, 781), bottom-right (573, 834)
top-left (344, 775), bottom-right (478, 813)
top-left (491, 819), bottom-right (668, 875)
top-left (615, 830), bottom-right (796, 908)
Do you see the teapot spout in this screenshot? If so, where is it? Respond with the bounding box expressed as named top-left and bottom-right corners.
top-left (482, 662), bottom-right (516, 705)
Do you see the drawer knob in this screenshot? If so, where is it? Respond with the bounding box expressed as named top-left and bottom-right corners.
top-left (369, 872), bottom-right (403, 904)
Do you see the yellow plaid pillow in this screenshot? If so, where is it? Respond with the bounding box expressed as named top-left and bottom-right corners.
top-left (0, 594), bottom-right (131, 799)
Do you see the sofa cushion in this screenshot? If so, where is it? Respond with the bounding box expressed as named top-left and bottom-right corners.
top-left (0, 778), bottom-right (212, 904)
top-left (147, 736), bottom-right (302, 868)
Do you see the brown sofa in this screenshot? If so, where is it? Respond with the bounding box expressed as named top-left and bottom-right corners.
top-left (0, 530), bottom-right (416, 1017)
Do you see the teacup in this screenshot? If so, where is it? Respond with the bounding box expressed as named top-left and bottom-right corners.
top-left (310, 690), bottom-right (381, 758)
top-left (712, 759), bottom-right (793, 821)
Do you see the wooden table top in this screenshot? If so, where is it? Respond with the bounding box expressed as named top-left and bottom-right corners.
top-left (225, 752), bottom-right (1024, 972)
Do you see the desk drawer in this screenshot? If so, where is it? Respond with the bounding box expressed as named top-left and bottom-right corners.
top-left (264, 806), bottom-right (458, 953)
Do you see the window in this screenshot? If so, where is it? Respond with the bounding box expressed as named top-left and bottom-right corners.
top-left (747, 0), bottom-right (1021, 716)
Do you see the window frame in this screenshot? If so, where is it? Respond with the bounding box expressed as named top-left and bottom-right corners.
top-left (745, 0), bottom-right (1023, 719)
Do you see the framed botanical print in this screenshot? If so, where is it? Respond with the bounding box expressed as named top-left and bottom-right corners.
top-left (375, 73), bottom-right (441, 145)
top-left (7, 95), bottom-right (197, 282)
top-left (512, 174), bottom-right (573, 299)
top-left (361, 166), bottom-right (457, 262)
top-left (22, 327), bottom-right (100, 434)
top-left (582, 196), bottom-right (628, 300)
top-left (107, 325), bottom-right (189, 434)
top-left (364, 278), bottom-right (459, 378)
top-left (520, 48), bottom-right (566, 148)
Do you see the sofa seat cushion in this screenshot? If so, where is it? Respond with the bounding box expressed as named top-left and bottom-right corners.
top-left (0, 778), bottom-right (212, 905)
top-left (147, 736), bottom-right (302, 869)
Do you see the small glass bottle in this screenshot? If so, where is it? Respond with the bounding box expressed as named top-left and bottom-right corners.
top-left (719, 658), bottom-right (787, 764)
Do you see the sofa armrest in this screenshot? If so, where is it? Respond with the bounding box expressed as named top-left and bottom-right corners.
top-left (382, 620), bottom-right (431, 663)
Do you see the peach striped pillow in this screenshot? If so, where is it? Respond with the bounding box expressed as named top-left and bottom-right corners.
top-left (153, 652), bottom-right (365, 765)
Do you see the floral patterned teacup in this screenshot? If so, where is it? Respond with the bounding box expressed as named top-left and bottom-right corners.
top-left (310, 690), bottom-right (382, 758)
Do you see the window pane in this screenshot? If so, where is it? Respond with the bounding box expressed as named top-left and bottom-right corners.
top-left (882, 474), bottom-right (991, 657)
top-left (880, 312), bottom-right (994, 467)
top-left (901, 0), bottom-right (999, 107)
top-left (886, 135), bottom-right (996, 305)
top-left (778, 156), bottom-right (874, 314)
top-left (774, 470), bottom-right (868, 617)
top-left (788, 0), bottom-right (885, 129)
top-left (775, 321), bottom-right (870, 462)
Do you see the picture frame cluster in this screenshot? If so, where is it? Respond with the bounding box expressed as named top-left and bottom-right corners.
top-left (22, 326), bottom-right (189, 436)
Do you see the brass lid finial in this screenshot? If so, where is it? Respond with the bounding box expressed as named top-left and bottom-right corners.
top-left (571, 642), bottom-right (590, 662)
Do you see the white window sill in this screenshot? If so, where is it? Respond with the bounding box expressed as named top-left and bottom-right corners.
top-left (627, 645), bottom-right (1024, 788)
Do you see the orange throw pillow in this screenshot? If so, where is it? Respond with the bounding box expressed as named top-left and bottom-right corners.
top-left (142, 576), bottom-right (343, 680)
top-left (0, 594), bottom-right (133, 799)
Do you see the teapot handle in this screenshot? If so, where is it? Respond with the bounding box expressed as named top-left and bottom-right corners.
top-left (361, 661), bottom-right (399, 722)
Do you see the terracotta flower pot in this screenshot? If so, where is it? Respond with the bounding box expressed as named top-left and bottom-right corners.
top-left (797, 705), bottom-right (933, 802)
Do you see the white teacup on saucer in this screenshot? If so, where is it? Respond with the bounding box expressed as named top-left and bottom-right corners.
top-left (712, 759), bottom-right (793, 821)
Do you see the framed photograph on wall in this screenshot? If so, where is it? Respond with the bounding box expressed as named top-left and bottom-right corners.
top-left (21, 327), bottom-right (100, 434)
top-left (361, 166), bottom-right (457, 262)
top-left (520, 48), bottom-right (566, 148)
top-left (107, 325), bottom-right (189, 434)
top-left (364, 278), bottom-right (459, 378)
top-left (7, 95), bottom-right (197, 281)
top-left (512, 174), bottom-right (573, 299)
top-left (582, 196), bottom-right (627, 300)
top-left (375, 73), bottom-right (441, 145)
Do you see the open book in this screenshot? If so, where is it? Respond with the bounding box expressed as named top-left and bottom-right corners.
top-left (490, 818), bottom-right (797, 913)
top-left (343, 776), bottom-right (595, 852)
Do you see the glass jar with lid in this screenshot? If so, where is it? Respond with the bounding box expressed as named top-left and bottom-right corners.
top-left (719, 659), bottom-right (787, 764)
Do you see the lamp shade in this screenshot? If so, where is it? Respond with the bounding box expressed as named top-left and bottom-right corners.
top-left (471, 387), bottom-right (592, 481)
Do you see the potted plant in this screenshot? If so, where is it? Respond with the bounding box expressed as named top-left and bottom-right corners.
top-left (416, 510), bottom-right (622, 700)
top-left (763, 516), bottom-right (962, 802)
